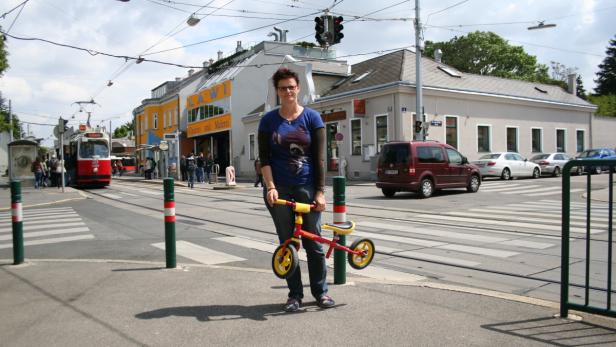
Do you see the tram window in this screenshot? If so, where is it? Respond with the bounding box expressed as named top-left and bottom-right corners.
top-left (80, 140), bottom-right (109, 158)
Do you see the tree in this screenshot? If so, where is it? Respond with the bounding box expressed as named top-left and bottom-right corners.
top-left (0, 93), bottom-right (21, 139)
top-left (588, 94), bottom-right (616, 117)
top-left (0, 26), bottom-right (8, 77)
top-left (424, 31), bottom-right (551, 83)
top-left (594, 35), bottom-right (616, 96)
top-left (576, 75), bottom-right (587, 100)
top-left (113, 121), bottom-right (134, 138)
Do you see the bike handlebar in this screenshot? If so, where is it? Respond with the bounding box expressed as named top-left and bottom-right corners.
top-left (275, 199), bottom-right (316, 213)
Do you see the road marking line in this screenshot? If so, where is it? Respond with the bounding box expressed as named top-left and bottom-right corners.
top-left (445, 211), bottom-right (608, 229)
top-left (394, 250), bottom-right (480, 267)
top-left (436, 244), bottom-right (519, 258)
top-left (525, 189), bottom-right (584, 197)
top-left (501, 187), bottom-right (557, 194)
top-left (0, 217), bottom-right (82, 227)
top-left (353, 230), bottom-right (445, 247)
top-left (0, 210), bottom-right (76, 219)
top-left (358, 221), bottom-right (508, 243)
top-left (214, 236), bottom-right (425, 283)
top-left (0, 222), bottom-right (86, 233)
top-left (151, 240), bottom-right (245, 265)
top-left (499, 239), bottom-right (554, 249)
top-left (0, 234), bottom-right (95, 249)
top-left (101, 193), bottom-right (123, 199)
top-left (0, 213), bottom-right (80, 223)
top-left (480, 185), bottom-right (542, 192)
top-left (0, 227), bottom-right (90, 241)
top-left (467, 208), bottom-right (609, 223)
top-left (120, 192), bottom-right (139, 197)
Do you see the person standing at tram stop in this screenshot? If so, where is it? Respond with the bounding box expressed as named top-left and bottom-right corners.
top-left (253, 157), bottom-right (263, 187)
top-left (258, 67), bottom-right (334, 313)
top-left (180, 155), bottom-right (187, 181)
top-left (196, 152), bottom-right (205, 183)
top-left (31, 157), bottom-right (44, 189)
top-left (186, 152), bottom-right (196, 188)
top-left (205, 153), bottom-right (214, 184)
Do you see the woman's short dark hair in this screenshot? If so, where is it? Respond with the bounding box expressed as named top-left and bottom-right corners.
top-left (272, 68), bottom-right (299, 88)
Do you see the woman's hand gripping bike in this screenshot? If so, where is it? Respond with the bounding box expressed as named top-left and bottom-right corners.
top-left (271, 199), bottom-right (375, 279)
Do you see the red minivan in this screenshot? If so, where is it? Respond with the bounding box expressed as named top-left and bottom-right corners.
top-left (376, 141), bottom-right (481, 198)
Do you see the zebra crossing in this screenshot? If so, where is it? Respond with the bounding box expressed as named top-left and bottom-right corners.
top-left (479, 181), bottom-right (584, 197)
top-left (0, 207), bottom-right (94, 249)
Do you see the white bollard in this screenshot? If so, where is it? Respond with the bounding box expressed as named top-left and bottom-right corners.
top-left (225, 166), bottom-right (236, 186)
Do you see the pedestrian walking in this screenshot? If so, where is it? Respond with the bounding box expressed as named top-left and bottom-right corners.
top-left (196, 153), bottom-right (205, 183)
top-left (180, 155), bottom-right (187, 181)
top-left (258, 67), bottom-right (332, 313)
top-left (117, 160), bottom-right (124, 176)
top-left (254, 157), bottom-right (263, 187)
top-left (112, 160), bottom-right (118, 177)
top-left (144, 157), bottom-right (152, 179)
top-left (186, 153), bottom-right (196, 188)
top-left (205, 154), bottom-right (214, 184)
top-left (31, 157), bottom-right (44, 189)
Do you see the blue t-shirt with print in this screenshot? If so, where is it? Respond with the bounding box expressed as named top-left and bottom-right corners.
top-left (258, 107), bottom-right (324, 187)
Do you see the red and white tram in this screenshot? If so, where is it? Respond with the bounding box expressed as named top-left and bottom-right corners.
top-left (66, 127), bottom-right (112, 187)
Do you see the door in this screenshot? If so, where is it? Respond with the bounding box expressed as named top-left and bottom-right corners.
top-left (326, 122), bottom-right (339, 171)
top-left (445, 148), bottom-right (465, 185)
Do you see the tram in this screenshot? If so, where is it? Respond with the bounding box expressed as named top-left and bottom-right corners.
top-left (66, 126), bottom-right (112, 187)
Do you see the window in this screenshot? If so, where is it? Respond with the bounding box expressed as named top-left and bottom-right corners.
top-left (351, 119), bottom-right (362, 155)
top-left (163, 111), bottom-right (167, 129)
top-left (380, 144), bottom-right (410, 165)
top-left (248, 133), bottom-right (255, 160)
top-left (556, 129), bottom-right (566, 152)
top-left (352, 70), bottom-right (373, 83)
top-left (477, 125), bottom-right (491, 152)
top-left (445, 116), bottom-right (458, 148)
top-left (437, 65), bottom-right (461, 78)
top-left (446, 148), bottom-right (463, 164)
top-left (79, 140), bottom-right (109, 159)
top-left (144, 115), bottom-right (148, 130)
top-left (576, 130), bottom-right (585, 152)
top-left (506, 127), bottom-right (518, 152)
top-left (531, 128), bottom-right (542, 152)
top-left (417, 146), bottom-right (446, 163)
top-left (153, 113), bottom-right (158, 129)
top-left (375, 115), bottom-right (388, 153)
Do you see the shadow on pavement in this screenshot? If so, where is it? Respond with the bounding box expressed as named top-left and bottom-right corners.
top-left (111, 267), bottom-right (163, 272)
top-left (135, 304), bottom-right (289, 321)
top-left (481, 316), bottom-right (616, 346)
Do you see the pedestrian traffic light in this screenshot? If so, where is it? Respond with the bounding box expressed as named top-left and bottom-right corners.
top-left (333, 16), bottom-right (344, 44)
top-left (414, 120), bottom-right (423, 133)
top-left (314, 16), bottom-right (326, 46)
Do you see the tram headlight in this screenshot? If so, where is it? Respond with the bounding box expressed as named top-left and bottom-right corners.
top-left (93, 167), bottom-right (98, 173)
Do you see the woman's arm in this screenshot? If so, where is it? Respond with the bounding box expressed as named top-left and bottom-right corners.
top-left (258, 130), bottom-right (278, 206)
top-left (312, 127), bottom-right (326, 211)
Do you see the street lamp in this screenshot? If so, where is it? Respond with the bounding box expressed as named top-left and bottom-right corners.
top-left (528, 21), bottom-right (556, 30)
top-left (187, 14), bottom-right (200, 26)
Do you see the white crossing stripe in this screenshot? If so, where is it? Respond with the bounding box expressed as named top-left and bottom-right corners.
top-left (353, 230), bottom-right (445, 247)
top-left (394, 250), bottom-right (480, 267)
top-left (0, 235), bottom-right (95, 249)
top-left (467, 208), bottom-right (610, 223)
top-left (480, 185), bottom-right (541, 192)
top-left (358, 221), bottom-right (508, 243)
top-left (499, 239), bottom-right (554, 249)
top-left (0, 217), bottom-right (82, 228)
top-left (436, 244), bottom-right (519, 258)
top-left (152, 240), bottom-right (245, 265)
top-left (0, 222), bottom-right (86, 233)
top-left (0, 207), bottom-right (75, 217)
top-left (0, 210), bottom-right (77, 219)
top-left (121, 192), bottom-right (139, 197)
top-left (214, 236), bottom-right (425, 283)
top-left (445, 211), bottom-right (608, 229)
top-left (0, 227), bottom-right (90, 241)
top-left (139, 190), bottom-right (163, 195)
top-left (525, 189), bottom-right (584, 197)
top-left (501, 186), bottom-right (557, 195)
top-left (0, 213), bottom-right (80, 223)
top-left (101, 193), bottom-right (123, 199)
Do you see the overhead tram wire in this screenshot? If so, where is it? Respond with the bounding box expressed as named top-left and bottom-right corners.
top-left (3, 0), bottom-right (29, 34)
top-left (0, 0), bottom-right (30, 19)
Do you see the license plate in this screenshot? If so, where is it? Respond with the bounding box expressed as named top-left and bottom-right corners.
top-left (385, 170), bottom-right (398, 175)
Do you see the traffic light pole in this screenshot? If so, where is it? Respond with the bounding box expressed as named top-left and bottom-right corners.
top-left (414, 0), bottom-right (425, 141)
top-left (59, 117), bottom-right (65, 193)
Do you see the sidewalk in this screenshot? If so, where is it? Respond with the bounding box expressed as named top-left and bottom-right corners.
top-left (2, 259), bottom-right (616, 346)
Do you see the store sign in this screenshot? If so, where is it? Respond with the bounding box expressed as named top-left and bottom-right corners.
top-left (187, 113), bottom-right (232, 138)
top-left (353, 99), bottom-right (365, 115)
top-left (321, 111), bottom-right (346, 123)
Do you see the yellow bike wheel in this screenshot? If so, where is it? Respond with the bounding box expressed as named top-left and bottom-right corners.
top-left (272, 244), bottom-right (299, 279)
top-left (348, 238), bottom-right (375, 270)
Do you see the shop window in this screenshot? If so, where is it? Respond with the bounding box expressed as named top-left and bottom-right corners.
top-left (576, 130), bottom-right (585, 153)
top-left (351, 119), bottom-right (362, 155)
top-left (532, 128), bottom-right (542, 152)
top-left (556, 129), bottom-right (566, 152)
top-left (375, 115), bottom-right (388, 153)
top-left (445, 116), bottom-right (458, 148)
top-left (507, 127), bottom-right (518, 152)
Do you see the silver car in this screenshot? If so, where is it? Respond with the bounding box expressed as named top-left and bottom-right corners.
top-left (530, 153), bottom-right (571, 177)
top-left (473, 152), bottom-right (541, 180)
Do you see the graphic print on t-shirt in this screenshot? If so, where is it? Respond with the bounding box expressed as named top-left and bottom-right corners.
top-left (273, 124), bottom-right (310, 176)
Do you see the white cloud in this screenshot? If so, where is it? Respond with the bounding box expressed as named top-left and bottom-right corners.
top-left (0, 76), bottom-right (33, 104)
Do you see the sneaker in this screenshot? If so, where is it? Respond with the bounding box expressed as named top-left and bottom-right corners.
top-left (317, 295), bottom-right (335, 309)
top-left (283, 297), bottom-right (301, 312)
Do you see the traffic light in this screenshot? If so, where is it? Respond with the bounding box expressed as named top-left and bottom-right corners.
top-left (333, 16), bottom-right (344, 44)
top-left (314, 16), bottom-right (326, 46)
top-left (414, 120), bottom-right (423, 134)
top-left (58, 117), bottom-right (69, 134)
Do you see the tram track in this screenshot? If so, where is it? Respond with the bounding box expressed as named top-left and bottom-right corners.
top-left (86, 181), bottom-right (616, 294)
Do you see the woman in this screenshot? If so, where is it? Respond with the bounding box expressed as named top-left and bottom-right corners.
top-left (258, 68), bottom-right (333, 313)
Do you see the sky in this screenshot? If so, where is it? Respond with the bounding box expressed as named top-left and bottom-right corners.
top-left (0, 0), bottom-right (614, 147)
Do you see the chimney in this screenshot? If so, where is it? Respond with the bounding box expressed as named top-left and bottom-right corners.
top-left (203, 61), bottom-right (210, 68)
top-left (188, 69), bottom-right (194, 76)
top-left (217, 50), bottom-right (223, 61)
top-left (434, 49), bottom-right (442, 63)
top-left (567, 73), bottom-right (577, 94)
top-left (236, 41), bottom-right (243, 53)
top-left (175, 77), bottom-right (181, 82)
top-left (209, 58), bottom-right (214, 65)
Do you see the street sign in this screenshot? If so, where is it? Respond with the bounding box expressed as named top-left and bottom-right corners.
top-left (334, 132), bottom-right (344, 141)
top-left (164, 133), bottom-right (178, 140)
top-left (53, 125), bottom-right (60, 138)
top-left (159, 141), bottom-right (169, 151)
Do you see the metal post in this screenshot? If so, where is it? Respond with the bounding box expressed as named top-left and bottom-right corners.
top-left (333, 176), bottom-right (346, 284)
top-left (60, 128), bottom-right (65, 193)
top-left (414, 0), bottom-right (425, 141)
top-left (560, 162), bottom-right (572, 318)
top-left (8, 99), bottom-right (13, 142)
top-left (11, 181), bottom-right (24, 265)
top-left (163, 178), bottom-right (176, 268)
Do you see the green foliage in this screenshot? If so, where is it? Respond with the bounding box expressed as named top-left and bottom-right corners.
top-left (594, 35), bottom-right (616, 96)
top-left (424, 31), bottom-right (551, 83)
top-left (113, 121), bottom-right (134, 138)
top-left (296, 41), bottom-right (316, 49)
top-left (576, 75), bottom-right (587, 100)
top-left (588, 94), bottom-right (616, 117)
top-left (0, 27), bottom-right (8, 77)
top-left (0, 93), bottom-right (21, 139)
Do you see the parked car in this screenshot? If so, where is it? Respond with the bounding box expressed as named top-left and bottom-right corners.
top-left (376, 141), bottom-right (481, 198)
top-left (530, 153), bottom-right (571, 177)
top-left (572, 148), bottom-right (616, 174)
top-left (472, 152), bottom-right (541, 180)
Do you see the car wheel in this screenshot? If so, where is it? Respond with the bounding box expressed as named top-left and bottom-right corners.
top-left (553, 167), bottom-right (561, 177)
top-left (418, 178), bottom-right (434, 198)
top-left (500, 168), bottom-right (511, 180)
top-left (532, 167), bottom-right (540, 178)
top-left (382, 188), bottom-right (395, 198)
top-left (466, 174), bottom-right (480, 193)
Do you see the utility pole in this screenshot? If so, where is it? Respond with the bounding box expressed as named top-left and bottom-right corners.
top-left (8, 99), bottom-right (13, 142)
top-left (414, 0), bottom-right (425, 141)
top-left (59, 117), bottom-right (66, 193)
